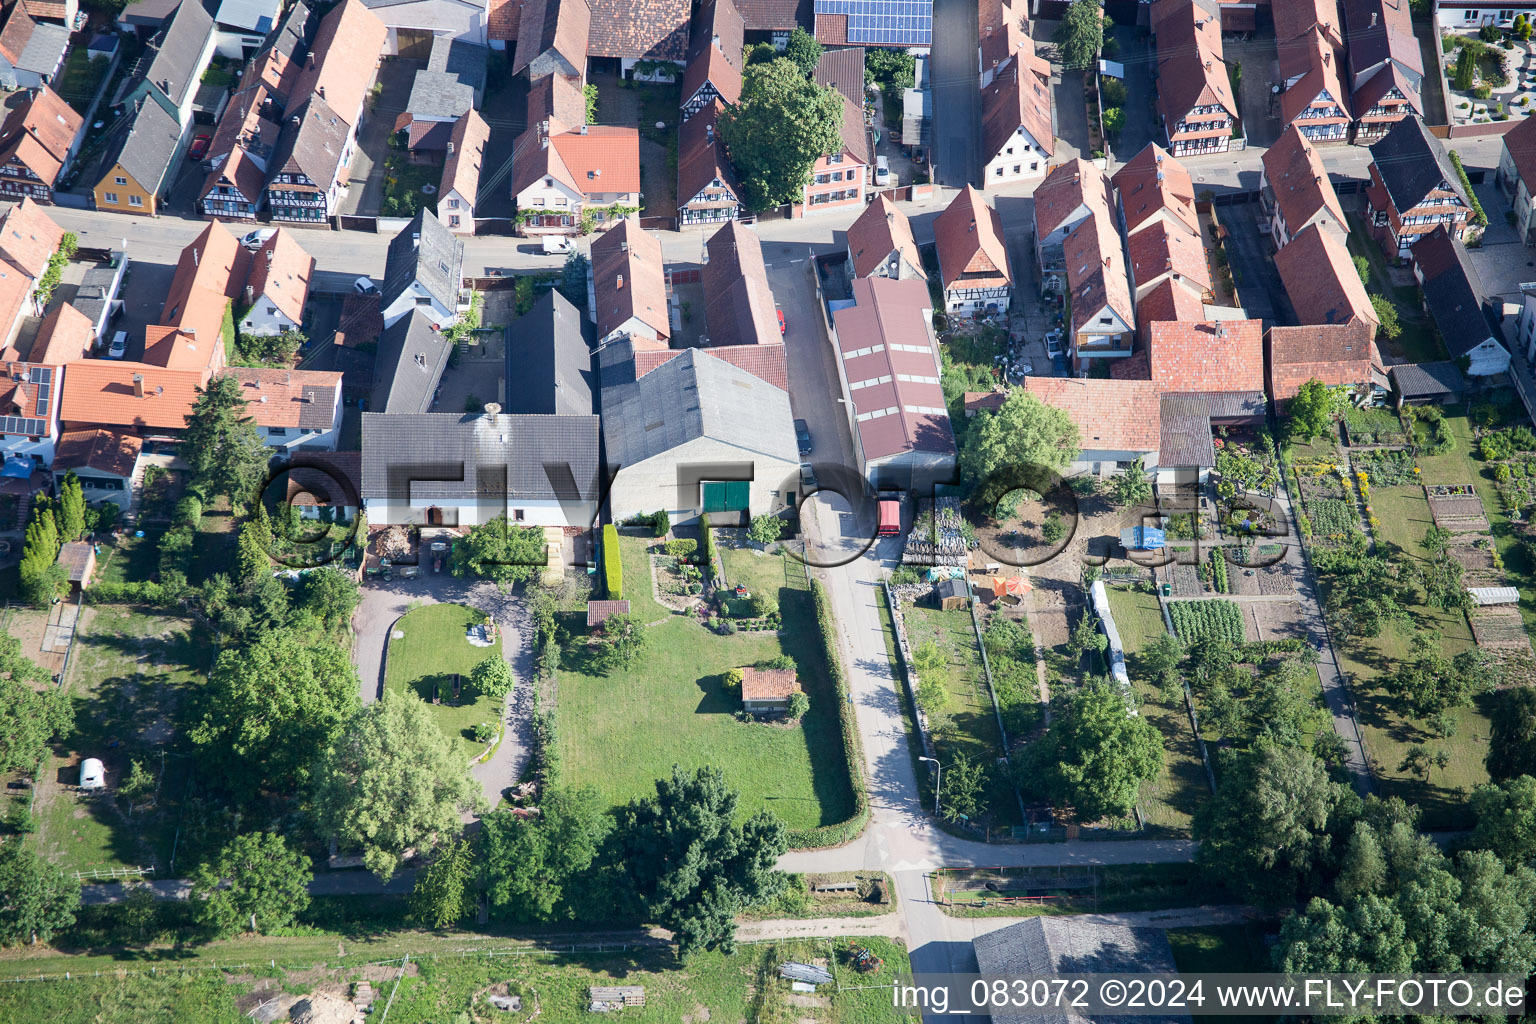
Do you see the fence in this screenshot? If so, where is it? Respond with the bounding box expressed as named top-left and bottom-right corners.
top-left (73, 865), bottom-right (154, 882)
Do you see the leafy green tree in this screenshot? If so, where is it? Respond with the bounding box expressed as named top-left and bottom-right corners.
top-left (1316, 551), bottom-right (1415, 641)
top-left (298, 565), bottom-right (360, 629)
top-left (748, 513), bottom-right (784, 546)
top-left (481, 787), bottom-right (611, 921)
top-left (1335, 820), bottom-right (1387, 900)
top-left (617, 765), bottom-right (788, 957)
top-left (189, 832), bottom-right (310, 937)
top-left (560, 251), bottom-right (590, 307)
top-left (1055, 0), bottom-right (1106, 69)
top-left (451, 515), bottom-right (546, 586)
top-left (1370, 295), bottom-right (1401, 340)
top-left (1286, 378), bottom-right (1343, 443)
top-left (590, 613), bottom-right (647, 673)
top-left (118, 758), bottom-right (155, 804)
top-left (192, 628), bottom-right (359, 797)
top-left (1019, 681), bottom-right (1163, 821)
top-left (782, 26), bottom-right (822, 77)
top-left (1101, 106), bottom-right (1124, 135)
top-left (719, 59), bottom-right (843, 210)
top-left (1195, 740), bottom-right (1347, 904)
top-left (1276, 894), bottom-right (1415, 973)
top-left (182, 375), bottom-right (268, 503)
top-left (1385, 644), bottom-right (1493, 718)
top-left (0, 843), bottom-right (79, 945)
top-left (1469, 775), bottom-right (1536, 861)
top-left (1066, 612), bottom-right (1107, 660)
top-left (960, 390), bottom-right (1080, 488)
top-left (0, 633), bottom-right (69, 773)
top-left (864, 47), bottom-right (915, 89)
top-left (18, 505), bottom-right (61, 608)
top-left (409, 839), bottom-right (474, 928)
top-left (311, 690), bottom-right (479, 878)
top-left (1138, 634), bottom-right (1184, 701)
top-left (940, 753), bottom-right (988, 823)
top-left (470, 655), bottom-right (516, 700)
top-left (237, 503), bottom-right (272, 586)
top-left (1353, 254), bottom-right (1370, 286)
top-left (787, 691), bottom-right (810, 719)
top-left (1041, 511), bottom-right (1066, 544)
top-left (1488, 686), bottom-right (1536, 781)
top-left (1109, 460), bottom-right (1152, 507)
top-left (57, 472), bottom-right (84, 543)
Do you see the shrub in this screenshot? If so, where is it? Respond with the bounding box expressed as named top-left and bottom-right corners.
top-left (700, 512), bottom-right (718, 572)
top-left (748, 593), bottom-right (777, 618)
top-left (601, 523), bottom-right (622, 600)
top-left (1481, 23), bottom-right (1502, 42)
top-left (788, 691), bottom-right (810, 719)
top-left (664, 538), bottom-right (697, 560)
top-left (724, 668), bottom-right (744, 692)
top-left (649, 510), bottom-right (670, 537)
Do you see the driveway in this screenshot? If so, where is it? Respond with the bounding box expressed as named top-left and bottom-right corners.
top-left (341, 58), bottom-right (420, 217)
top-left (352, 571), bottom-right (533, 807)
top-left (930, 0), bottom-right (982, 185)
top-left (1218, 198), bottom-right (1290, 323)
top-left (1106, 26), bottom-right (1157, 165)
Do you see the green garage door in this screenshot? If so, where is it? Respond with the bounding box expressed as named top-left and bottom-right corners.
top-left (701, 480), bottom-right (750, 513)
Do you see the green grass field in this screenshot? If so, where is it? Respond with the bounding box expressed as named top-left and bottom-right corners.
top-left (939, 863), bottom-right (1227, 918)
top-left (92, 530), bottom-right (160, 586)
top-left (615, 532), bottom-right (673, 622)
top-left (1104, 585), bottom-right (1166, 654)
top-left (0, 935), bottom-right (912, 1024)
top-left (902, 601), bottom-right (1021, 825)
top-left (557, 548), bottom-right (854, 831)
top-left (384, 604), bottom-right (505, 759)
top-left (34, 605), bottom-right (205, 876)
top-left (1167, 923), bottom-right (1271, 973)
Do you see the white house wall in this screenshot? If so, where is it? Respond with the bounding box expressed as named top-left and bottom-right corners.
top-left (608, 437), bottom-right (799, 525)
top-left (983, 126), bottom-right (1049, 186)
top-left (363, 495), bottom-right (593, 528)
top-left (377, 2), bottom-right (488, 52)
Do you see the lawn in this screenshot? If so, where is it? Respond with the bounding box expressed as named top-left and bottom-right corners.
top-left (33, 605), bottom-right (206, 877)
top-left (384, 603), bottom-right (505, 759)
top-left (1344, 214), bottom-right (1446, 363)
top-left (615, 531), bottom-right (673, 622)
top-left (556, 548), bottom-right (855, 831)
top-left (1104, 585), bottom-right (1166, 653)
top-left (939, 863), bottom-right (1227, 918)
top-left (1167, 923), bottom-right (1271, 973)
top-left (0, 936), bottom-right (913, 1024)
top-left (902, 601), bottom-right (1021, 826)
top-left (92, 529), bottom-right (161, 586)
top-left (1415, 407), bottom-right (1483, 486)
top-left (53, 51), bottom-right (110, 110)
top-left (190, 500), bottom-right (238, 585)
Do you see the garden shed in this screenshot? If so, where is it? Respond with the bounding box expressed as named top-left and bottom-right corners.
top-left (586, 600), bottom-right (631, 628)
top-left (57, 542), bottom-right (95, 592)
top-left (934, 578), bottom-right (969, 610)
top-left (741, 667), bottom-right (801, 712)
top-left (1389, 361), bottom-right (1468, 406)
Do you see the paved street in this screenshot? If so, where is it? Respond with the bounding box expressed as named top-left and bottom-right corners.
top-left (930, 0), bottom-right (982, 186)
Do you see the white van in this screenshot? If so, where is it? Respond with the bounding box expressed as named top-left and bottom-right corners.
top-left (107, 331), bottom-right (127, 359)
top-left (541, 236), bottom-right (573, 255)
top-left (874, 156), bottom-right (891, 187)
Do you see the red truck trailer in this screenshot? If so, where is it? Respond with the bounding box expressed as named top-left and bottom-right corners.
top-left (877, 496), bottom-right (901, 536)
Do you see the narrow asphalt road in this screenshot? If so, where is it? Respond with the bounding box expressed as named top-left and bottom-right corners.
top-left (929, 0), bottom-right (982, 187)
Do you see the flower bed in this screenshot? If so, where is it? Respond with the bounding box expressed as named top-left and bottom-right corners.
top-left (1351, 448), bottom-right (1419, 485)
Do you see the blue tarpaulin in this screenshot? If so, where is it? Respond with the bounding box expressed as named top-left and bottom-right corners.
top-left (1119, 525), bottom-right (1165, 550)
top-left (1, 458), bottom-right (31, 479)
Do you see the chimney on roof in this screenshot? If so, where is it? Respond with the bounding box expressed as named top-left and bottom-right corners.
top-left (616, 273), bottom-right (625, 290)
top-left (1216, 322), bottom-right (1228, 341)
top-left (1371, 11), bottom-right (1377, 25)
top-left (578, 124), bottom-right (587, 134)
top-left (447, 141), bottom-right (454, 155)
top-left (245, 284), bottom-right (253, 303)
top-left (412, 232), bottom-right (420, 248)
top-left (132, 374), bottom-right (144, 398)
top-left (318, 85), bottom-right (325, 99)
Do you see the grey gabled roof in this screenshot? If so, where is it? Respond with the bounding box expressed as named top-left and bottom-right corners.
top-left (142, 0), bottom-right (215, 109)
top-left (407, 69), bottom-right (475, 120)
top-left (599, 345), bottom-right (797, 470)
top-left (1159, 393), bottom-right (1217, 469)
top-left (505, 289), bottom-right (594, 417)
top-left (106, 98), bottom-right (181, 193)
top-left (973, 919), bottom-right (1187, 1024)
top-left (1369, 116), bottom-right (1465, 215)
top-left (1390, 360), bottom-right (1467, 397)
top-left (215, 0), bottom-right (280, 33)
top-left (360, 411), bottom-right (601, 504)
top-left (272, 94), bottom-right (350, 188)
top-left (372, 309), bottom-right (450, 414)
top-left (382, 208), bottom-right (464, 311)
top-left (17, 19), bottom-right (66, 75)
top-left (1413, 233), bottom-right (1500, 358)
top-left (427, 34), bottom-right (487, 96)
top-left (267, 0), bottom-right (312, 62)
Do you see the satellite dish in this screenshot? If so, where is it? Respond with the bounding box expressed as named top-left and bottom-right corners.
top-left (655, 121), bottom-right (666, 130)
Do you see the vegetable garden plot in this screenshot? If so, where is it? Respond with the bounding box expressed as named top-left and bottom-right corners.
top-left (1470, 606), bottom-right (1534, 650)
top-left (1169, 599), bottom-right (1244, 645)
top-left (1350, 448), bottom-right (1420, 485)
top-left (1426, 488), bottom-right (1489, 532)
top-left (1342, 407), bottom-right (1410, 447)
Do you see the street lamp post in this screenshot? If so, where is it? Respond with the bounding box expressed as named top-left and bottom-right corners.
top-left (918, 756), bottom-right (941, 818)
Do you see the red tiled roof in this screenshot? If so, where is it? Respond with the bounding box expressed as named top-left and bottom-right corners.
top-left (30, 302), bottom-right (92, 365)
top-left (441, 109), bottom-right (490, 204)
top-left (217, 367), bottom-right (342, 429)
top-left (703, 219), bottom-right (779, 347)
top-left (1274, 223), bottom-right (1378, 330)
top-left (58, 361), bottom-right (210, 431)
top-left (1277, 28), bottom-right (1350, 126)
top-left (1142, 319), bottom-right (1265, 392)
top-left (1135, 277), bottom-right (1205, 335)
top-left (585, 0), bottom-right (690, 60)
top-left (244, 228), bottom-right (315, 325)
top-left (681, 41), bottom-right (742, 108)
top-left (1504, 109), bottom-right (1536, 190)
top-left (735, 0), bottom-right (804, 30)
top-left (0, 197), bottom-right (63, 278)
top-left (812, 46), bottom-right (864, 108)
top-left (1151, 0), bottom-right (1238, 129)
top-left (487, 0), bottom-right (519, 40)
top-left (1062, 211), bottom-right (1132, 337)
top-left (813, 12), bottom-right (847, 44)
top-left (1351, 61), bottom-right (1422, 119)
top-left (590, 218), bottom-right (669, 341)
top-left (1263, 124), bottom-right (1346, 238)
top-left (742, 666), bottom-right (800, 701)
top-left (1112, 143), bottom-right (1199, 237)
top-left (285, 0), bottom-right (387, 124)
top-left (0, 86), bottom-right (80, 188)
top-left (549, 125), bottom-right (641, 193)
top-left (677, 100), bottom-right (741, 209)
top-left (1274, 0), bottom-right (1343, 46)
top-left (53, 427), bottom-right (142, 477)
top-left (0, 262), bottom-right (30, 347)
top-left (963, 389), bottom-right (1007, 415)
top-left (152, 220), bottom-right (247, 372)
top-left (635, 343), bottom-right (788, 388)
top-left (19, 0), bottom-right (66, 20)
top-left (831, 277), bottom-right (954, 462)
top-left (1033, 158), bottom-right (1113, 241)
top-left (831, 91), bottom-right (870, 166)
top-left (979, 0), bottom-right (1028, 74)
top-left (981, 53), bottom-right (1053, 163)
top-left (690, 0), bottom-right (744, 71)
top-left (1019, 377), bottom-right (1161, 453)
top-left (1266, 322), bottom-right (1382, 401)
top-left (1127, 219), bottom-right (1210, 297)
top-left (846, 195), bottom-right (924, 280)
top-left (0, 6), bottom-right (37, 67)
top-left (934, 186), bottom-right (1009, 289)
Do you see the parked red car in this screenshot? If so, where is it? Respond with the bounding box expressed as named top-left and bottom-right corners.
top-left (776, 309), bottom-right (786, 335)
top-left (187, 134), bottom-right (211, 161)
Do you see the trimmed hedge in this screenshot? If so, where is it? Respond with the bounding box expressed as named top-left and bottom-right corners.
top-left (85, 578), bottom-right (189, 606)
top-left (785, 577), bottom-right (870, 849)
top-left (700, 512), bottom-right (718, 576)
top-left (601, 523), bottom-right (622, 600)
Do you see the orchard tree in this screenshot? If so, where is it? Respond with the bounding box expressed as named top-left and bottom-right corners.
top-left (0, 634), bottom-right (69, 773)
top-left (719, 59), bottom-right (843, 210)
top-left (481, 787), bottom-right (611, 921)
top-left (470, 655), bottom-right (516, 700)
top-left (591, 613), bottom-right (647, 673)
top-left (192, 628), bottom-right (359, 797)
top-left (1109, 459), bottom-right (1152, 508)
top-left (864, 47), bottom-right (915, 89)
top-left (1019, 680), bottom-right (1163, 822)
top-left (189, 832), bottom-right (311, 937)
top-left (1286, 379), bottom-right (1344, 443)
top-left (409, 839), bottom-right (474, 928)
top-left (311, 690), bottom-right (479, 878)
top-left (0, 843), bottom-right (79, 945)
top-left (748, 513), bottom-right (784, 546)
top-left (1488, 686), bottom-right (1536, 781)
top-left (297, 565), bottom-right (360, 629)
top-left (182, 375), bottom-right (268, 503)
top-left (1385, 642), bottom-right (1493, 718)
top-left (617, 765), bottom-right (787, 957)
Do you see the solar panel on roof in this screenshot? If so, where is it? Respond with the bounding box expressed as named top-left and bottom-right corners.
top-left (815, 0), bottom-right (931, 43)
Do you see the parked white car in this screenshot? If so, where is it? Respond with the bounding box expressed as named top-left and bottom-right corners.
top-left (240, 228), bottom-right (277, 250)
